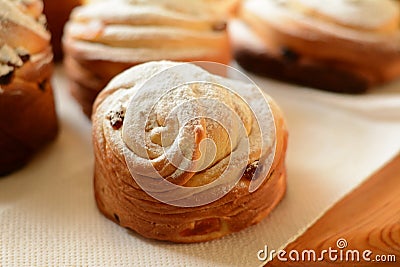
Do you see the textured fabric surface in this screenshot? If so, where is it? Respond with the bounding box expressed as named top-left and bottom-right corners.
top-left (1, 65), bottom-right (400, 267)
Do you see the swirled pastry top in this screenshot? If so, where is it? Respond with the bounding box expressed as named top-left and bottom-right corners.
top-left (64, 0), bottom-right (230, 62)
top-left (244, 0), bottom-right (400, 36)
top-left (244, 0), bottom-right (400, 33)
top-left (241, 0), bottom-right (400, 81)
top-left (0, 0), bottom-right (50, 79)
top-left (292, 0), bottom-right (399, 32)
top-left (95, 61), bottom-right (276, 192)
top-left (0, 0), bottom-right (49, 50)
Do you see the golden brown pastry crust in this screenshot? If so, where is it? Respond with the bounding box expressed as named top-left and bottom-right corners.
top-left (92, 61), bottom-right (288, 243)
top-left (0, 67), bottom-right (57, 176)
top-left (0, 0), bottom-right (58, 176)
top-left (63, 0), bottom-right (232, 117)
top-left (233, 0), bottom-right (400, 93)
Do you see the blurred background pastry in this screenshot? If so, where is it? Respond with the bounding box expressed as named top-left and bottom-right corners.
top-left (231, 0), bottom-right (400, 93)
top-left (81, 0), bottom-right (241, 16)
top-left (63, 0), bottom-right (232, 117)
top-left (43, 0), bottom-right (80, 60)
top-left (207, 0), bottom-right (241, 16)
top-left (92, 61), bottom-right (288, 243)
top-left (0, 0), bottom-right (58, 176)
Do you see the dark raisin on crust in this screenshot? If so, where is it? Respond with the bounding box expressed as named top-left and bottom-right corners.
top-left (0, 70), bottom-right (14, 85)
top-left (19, 53), bottom-right (30, 63)
top-left (38, 79), bottom-right (47, 91)
top-left (114, 213), bottom-right (120, 224)
top-left (15, 47), bottom-right (31, 63)
top-left (281, 46), bottom-right (299, 63)
top-left (243, 160), bottom-right (259, 181)
top-left (212, 21), bottom-right (227, 32)
top-left (106, 108), bottom-right (125, 130)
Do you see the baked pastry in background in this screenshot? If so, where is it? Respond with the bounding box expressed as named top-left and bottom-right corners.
top-left (92, 61), bottom-right (288, 243)
top-left (63, 0), bottom-right (232, 117)
top-left (207, 0), bottom-right (241, 16)
top-left (80, 0), bottom-right (240, 16)
top-left (43, 0), bottom-right (80, 60)
top-left (0, 0), bottom-right (58, 176)
top-left (232, 0), bottom-right (400, 93)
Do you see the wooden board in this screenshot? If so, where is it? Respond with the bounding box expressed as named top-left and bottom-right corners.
top-left (267, 154), bottom-right (400, 266)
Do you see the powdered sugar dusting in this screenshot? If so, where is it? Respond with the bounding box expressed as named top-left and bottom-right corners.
top-left (0, 0), bottom-right (49, 40)
top-left (65, 0), bottom-right (228, 62)
top-left (98, 61), bottom-right (276, 207)
top-left (294, 0), bottom-right (399, 30)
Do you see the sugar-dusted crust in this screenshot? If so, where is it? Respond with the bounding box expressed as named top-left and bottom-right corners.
top-left (63, 0), bottom-right (232, 117)
top-left (92, 61), bottom-right (288, 243)
top-left (231, 20), bottom-right (369, 93)
top-left (232, 0), bottom-right (400, 93)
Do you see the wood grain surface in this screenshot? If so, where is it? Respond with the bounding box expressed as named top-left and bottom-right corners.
top-left (267, 154), bottom-right (400, 266)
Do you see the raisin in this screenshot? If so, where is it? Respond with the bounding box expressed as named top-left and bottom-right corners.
top-left (212, 21), bottom-right (227, 31)
top-left (19, 53), bottom-right (30, 63)
top-left (107, 108), bottom-right (125, 130)
top-left (38, 80), bottom-right (47, 91)
top-left (114, 213), bottom-right (120, 224)
top-left (243, 161), bottom-right (259, 181)
top-left (281, 46), bottom-right (299, 62)
top-left (0, 70), bottom-right (14, 85)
